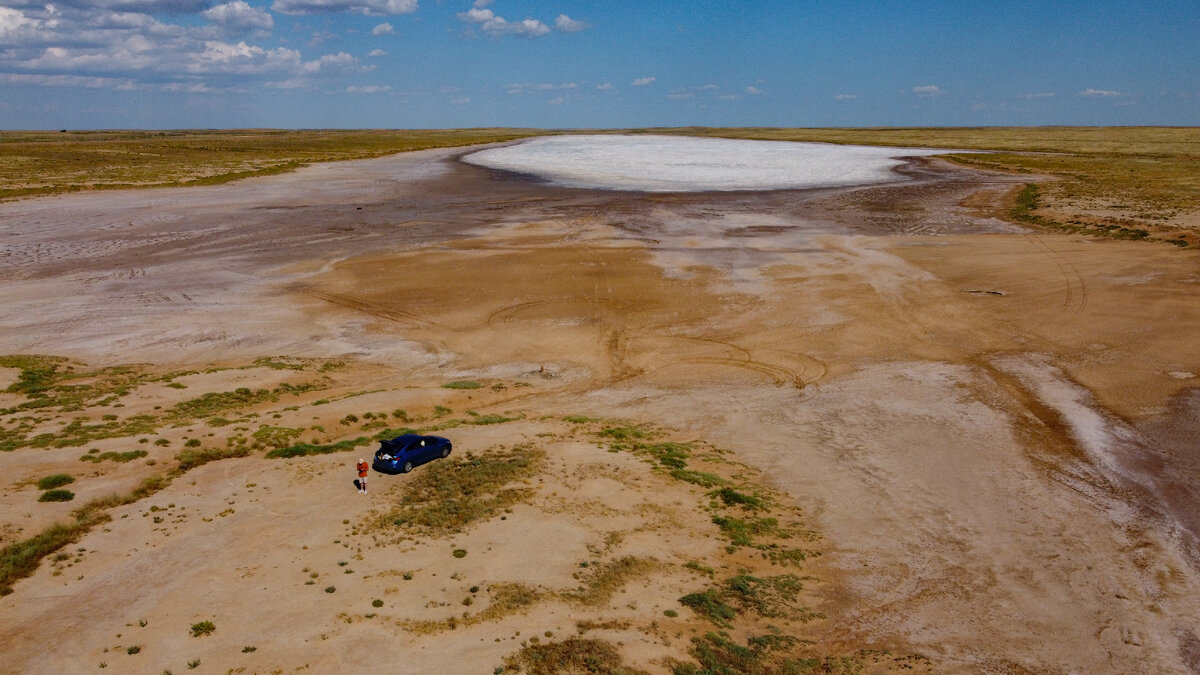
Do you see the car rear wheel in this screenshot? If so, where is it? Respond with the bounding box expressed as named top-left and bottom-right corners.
top-left (401, 461), bottom-right (413, 473)
top-left (441, 447), bottom-right (450, 458)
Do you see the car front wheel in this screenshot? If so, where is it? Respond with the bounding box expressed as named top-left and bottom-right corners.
top-left (401, 461), bottom-right (413, 473)
top-left (441, 447), bottom-right (450, 458)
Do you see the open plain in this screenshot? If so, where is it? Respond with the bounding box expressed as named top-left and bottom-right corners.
top-left (1, 136), bottom-right (1199, 673)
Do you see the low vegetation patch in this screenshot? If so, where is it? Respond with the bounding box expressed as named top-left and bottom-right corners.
top-left (251, 425), bottom-right (304, 449)
top-left (503, 637), bottom-right (649, 675)
top-left (265, 427), bottom-right (417, 459)
top-left (401, 582), bottom-right (540, 634)
top-left (0, 516), bottom-right (96, 595)
top-left (80, 449), bottom-right (148, 463)
top-left (660, 126), bottom-right (1200, 248)
top-left (382, 445), bottom-right (544, 535)
top-left (561, 556), bottom-right (657, 606)
top-left (38, 489), bottom-right (75, 502)
top-left (680, 573), bottom-right (820, 629)
top-left (589, 424), bottom-right (730, 488)
top-left (190, 621), bottom-right (215, 637)
top-left (35, 474), bottom-right (74, 490)
top-left (674, 632), bottom-right (927, 675)
top-left (442, 380), bottom-right (483, 389)
top-left (175, 445), bottom-right (252, 471)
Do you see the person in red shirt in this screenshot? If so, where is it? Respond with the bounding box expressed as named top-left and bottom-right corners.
top-left (357, 458), bottom-right (369, 494)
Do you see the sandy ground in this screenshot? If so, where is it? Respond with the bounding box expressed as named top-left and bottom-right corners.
top-left (1, 144), bottom-right (1199, 673)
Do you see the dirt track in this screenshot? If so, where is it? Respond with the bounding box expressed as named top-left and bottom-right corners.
top-left (2, 144), bottom-right (1199, 672)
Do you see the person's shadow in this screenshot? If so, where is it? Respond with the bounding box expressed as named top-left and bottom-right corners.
top-left (352, 478), bottom-right (362, 492)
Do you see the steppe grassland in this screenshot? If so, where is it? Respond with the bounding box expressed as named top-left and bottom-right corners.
top-left (0, 128), bottom-right (545, 200)
top-left (4, 127), bottom-right (1198, 246)
top-left (657, 126), bottom-right (1200, 246)
top-left (0, 355), bottom-right (924, 673)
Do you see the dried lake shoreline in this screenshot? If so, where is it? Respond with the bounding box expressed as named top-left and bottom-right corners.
top-left (1, 140), bottom-right (1199, 673)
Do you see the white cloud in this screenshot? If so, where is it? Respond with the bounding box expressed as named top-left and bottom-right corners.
top-left (457, 5), bottom-right (586, 38)
top-left (553, 14), bottom-right (587, 32)
top-left (632, 76), bottom-right (655, 86)
top-left (203, 2), bottom-right (273, 35)
top-left (457, 7), bottom-right (549, 37)
top-left (1018, 92), bottom-right (1055, 99)
top-left (667, 91), bottom-right (694, 100)
top-left (270, 0), bottom-right (417, 16)
top-left (0, 72), bottom-right (137, 90)
top-left (0, 7), bottom-right (52, 45)
top-left (371, 22), bottom-right (393, 35)
top-left (913, 84), bottom-right (943, 96)
top-left (301, 50), bottom-right (354, 73)
top-left (265, 77), bottom-right (308, 88)
top-left (1078, 88), bottom-right (1121, 97)
top-left (506, 81), bottom-right (576, 95)
top-left (596, 82), bottom-right (613, 90)
top-left (718, 94), bottom-right (739, 100)
top-left (745, 85), bottom-right (761, 95)
top-left (71, 0), bottom-right (211, 12)
top-left (449, 95), bottom-right (470, 104)
top-left (367, 48), bottom-right (387, 56)
top-left (547, 95), bottom-right (564, 104)
top-left (347, 84), bottom-right (389, 93)
top-left (187, 40), bottom-right (301, 74)
top-left (160, 81), bottom-right (211, 92)
top-left (833, 93), bottom-right (858, 100)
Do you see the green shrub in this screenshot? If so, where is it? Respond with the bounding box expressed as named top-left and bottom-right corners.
top-left (372, 599), bottom-right (384, 608)
top-left (36, 474), bottom-right (74, 490)
top-left (190, 621), bottom-right (215, 637)
top-left (79, 450), bottom-right (147, 463)
top-left (265, 437), bottom-right (369, 459)
top-left (38, 489), bottom-right (75, 502)
top-left (679, 590), bottom-right (736, 627)
top-left (176, 445), bottom-right (250, 471)
top-left (442, 380), bottom-right (483, 389)
top-left (709, 487), bottom-right (765, 510)
top-left (504, 638), bottom-right (639, 675)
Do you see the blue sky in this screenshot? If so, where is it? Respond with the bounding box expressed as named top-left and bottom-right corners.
top-left (0, 0), bottom-right (1197, 129)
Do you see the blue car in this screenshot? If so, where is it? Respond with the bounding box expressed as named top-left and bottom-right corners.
top-left (372, 434), bottom-right (452, 474)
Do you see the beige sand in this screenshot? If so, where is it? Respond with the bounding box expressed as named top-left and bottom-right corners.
top-left (1, 146), bottom-right (1198, 672)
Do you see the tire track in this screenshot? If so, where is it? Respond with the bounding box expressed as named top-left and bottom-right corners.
top-left (286, 284), bottom-right (442, 329)
top-left (1020, 233), bottom-right (1088, 329)
top-left (486, 298), bottom-right (614, 327)
top-left (650, 356), bottom-right (806, 388)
